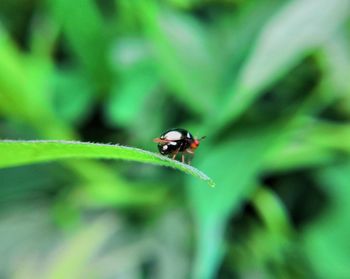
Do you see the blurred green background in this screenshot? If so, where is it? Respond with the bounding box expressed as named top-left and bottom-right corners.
top-left (1, 0), bottom-right (350, 278)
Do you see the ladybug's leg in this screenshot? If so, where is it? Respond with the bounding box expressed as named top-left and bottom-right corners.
top-left (185, 149), bottom-right (195, 164)
top-left (176, 142), bottom-right (186, 162)
top-left (171, 149), bottom-right (179, 160)
top-left (181, 154), bottom-right (185, 163)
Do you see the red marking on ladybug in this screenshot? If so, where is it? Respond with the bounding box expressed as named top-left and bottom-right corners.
top-left (153, 128), bottom-right (205, 164)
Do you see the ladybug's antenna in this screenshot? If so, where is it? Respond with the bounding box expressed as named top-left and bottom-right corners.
top-left (199, 136), bottom-right (206, 141)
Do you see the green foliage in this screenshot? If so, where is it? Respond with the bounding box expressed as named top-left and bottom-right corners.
top-left (0, 140), bottom-right (214, 186)
top-left (187, 125), bottom-right (285, 278)
top-left (304, 162), bottom-right (350, 278)
top-left (218, 0), bottom-right (349, 127)
top-left (0, 0), bottom-right (350, 278)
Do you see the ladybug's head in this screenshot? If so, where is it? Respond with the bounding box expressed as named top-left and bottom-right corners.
top-left (190, 136), bottom-right (206, 150)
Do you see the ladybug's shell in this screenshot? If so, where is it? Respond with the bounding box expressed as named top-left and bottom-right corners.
top-left (157, 128), bottom-right (194, 155)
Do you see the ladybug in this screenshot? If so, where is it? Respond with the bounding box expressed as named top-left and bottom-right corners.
top-left (153, 128), bottom-right (205, 164)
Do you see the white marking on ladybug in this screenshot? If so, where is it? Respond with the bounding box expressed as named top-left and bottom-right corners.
top-left (163, 145), bottom-right (168, 150)
top-left (187, 132), bottom-right (191, 138)
top-left (169, 141), bottom-right (177, 146)
top-left (164, 131), bottom-right (183, 141)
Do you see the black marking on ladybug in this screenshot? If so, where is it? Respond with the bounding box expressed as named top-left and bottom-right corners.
top-left (153, 128), bottom-right (205, 164)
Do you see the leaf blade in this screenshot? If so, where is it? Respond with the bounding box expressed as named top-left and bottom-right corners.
top-left (0, 140), bottom-right (214, 187)
top-left (218, 0), bottom-right (350, 126)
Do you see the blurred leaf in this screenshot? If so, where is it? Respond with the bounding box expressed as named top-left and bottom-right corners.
top-left (217, 0), bottom-right (350, 127)
top-left (110, 37), bottom-right (153, 73)
top-left (106, 38), bottom-right (160, 127)
top-left (0, 27), bottom-right (74, 139)
top-left (187, 126), bottom-right (279, 279)
top-left (53, 70), bottom-right (95, 125)
top-left (29, 14), bottom-right (60, 59)
top-left (252, 187), bottom-right (291, 235)
top-left (165, 0), bottom-right (196, 9)
top-left (0, 205), bottom-right (55, 277)
top-left (318, 31), bottom-right (350, 114)
top-left (0, 140), bottom-right (214, 186)
top-left (320, 31), bottom-right (350, 96)
top-left (302, 120), bottom-right (350, 152)
top-left (137, 1), bottom-right (218, 114)
top-left (0, 27), bottom-right (47, 121)
top-left (265, 141), bottom-right (336, 172)
top-left (0, 165), bottom-right (62, 205)
top-left (264, 119), bottom-right (338, 172)
top-left (49, 0), bottom-right (113, 90)
top-left (303, 162), bottom-right (350, 278)
top-left (105, 72), bottom-right (158, 127)
top-left (153, 210), bottom-right (192, 279)
top-left (45, 218), bottom-right (114, 279)
top-left (209, 0), bottom-right (283, 83)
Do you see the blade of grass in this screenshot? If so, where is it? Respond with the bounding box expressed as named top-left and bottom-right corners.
top-left (136, 1), bottom-right (218, 115)
top-left (45, 218), bottom-right (115, 279)
top-left (188, 90), bottom-right (322, 278)
top-left (215, 0), bottom-right (349, 129)
top-left (49, 0), bottom-right (112, 90)
top-left (303, 162), bottom-right (350, 278)
top-left (0, 140), bottom-right (214, 187)
top-left (0, 26), bottom-right (75, 139)
top-left (265, 142), bottom-right (336, 172)
top-left (188, 126), bottom-right (278, 279)
top-left (252, 186), bottom-right (291, 235)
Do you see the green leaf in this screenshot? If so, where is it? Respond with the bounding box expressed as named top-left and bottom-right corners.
top-left (50, 0), bottom-right (112, 90)
top-left (105, 73), bottom-right (158, 127)
top-left (303, 162), bottom-right (350, 278)
top-left (53, 70), bottom-right (95, 125)
top-left (0, 140), bottom-right (214, 187)
top-left (0, 27), bottom-right (52, 122)
top-left (45, 218), bottom-right (115, 279)
top-left (218, 0), bottom-right (350, 126)
top-left (265, 141), bottom-right (336, 172)
top-left (209, 0), bottom-right (283, 80)
top-left (187, 126), bottom-right (278, 279)
top-left (136, 1), bottom-right (218, 114)
top-left (252, 187), bottom-right (291, 235)
top-left (321, 31), bottom-right (350, 96)
top-left (106, 38), bottom-right (160, 127)
top-left (317, 31), bottom-right (350, 113)
top-left (0, 27), bottom-right (76, 140)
